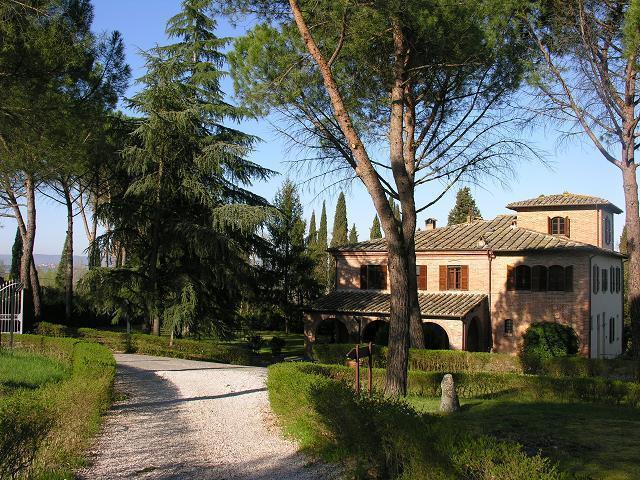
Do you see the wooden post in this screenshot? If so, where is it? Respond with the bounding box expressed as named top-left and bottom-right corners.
top-left (368, 342), bottom-right (373, 396)
top-left (355, 344), bottom-right (360, 396)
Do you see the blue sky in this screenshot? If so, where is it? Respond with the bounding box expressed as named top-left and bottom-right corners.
top-left (0, 0), bottom-right (625, 256)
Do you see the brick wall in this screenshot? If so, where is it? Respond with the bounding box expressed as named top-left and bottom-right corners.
top-left (514, 207), bottom-right (614, 250)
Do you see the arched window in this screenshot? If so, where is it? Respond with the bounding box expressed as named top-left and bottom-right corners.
top-left (549, 265), bottom-right (565, 291)
top-left (515, 265), bottom-right (531, 290)
top-left (532, 265), bottom-right (548, 291)
top-left (550, 216), bottom-right (569, 235)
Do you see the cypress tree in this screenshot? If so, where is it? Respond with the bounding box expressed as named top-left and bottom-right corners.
top-left (330, 192), bottom-right (348, 247)
top-left (10, 228), bottom-right (22, 280)
top-left (370, 215), bottom-right (382, 239)
top-left (349, 224), bottom-right (358, 243)
top-left (448, 187), bottom-right (482, 225)
top-left (308, 211), bottom-right (317, 245)
top-left (55, 234), bottom-right (71, 290)
top-left (318, 202), bottom-right (328, 251)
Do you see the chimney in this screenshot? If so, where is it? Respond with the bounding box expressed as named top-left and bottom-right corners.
top-left (425, 218), bottom-right (437, 230)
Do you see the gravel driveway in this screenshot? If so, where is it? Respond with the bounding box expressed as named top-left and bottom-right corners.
top-left (77, 354), bottom-right (337, 480)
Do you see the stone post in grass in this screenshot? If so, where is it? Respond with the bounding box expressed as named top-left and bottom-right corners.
top-left (439, 374), bottom-right (460, 413)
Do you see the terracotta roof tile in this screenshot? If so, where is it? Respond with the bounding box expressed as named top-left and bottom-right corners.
top-left (306, 290), bottom-right (486, 319)
top-left (333, 215), bottom-right (622, 257)
top-left (506, 193), bottom-right (622, 213)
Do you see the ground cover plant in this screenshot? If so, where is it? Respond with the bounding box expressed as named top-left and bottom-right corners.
top-left (268, 362), bottom-right (640, 479)
top-left (268, 362), bottom-right (566, 479)
top-left (0, 335), bottom-right (115, 479)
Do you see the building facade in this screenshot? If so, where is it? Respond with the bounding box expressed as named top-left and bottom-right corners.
top-left (304, 193), bottom-right (624, 358)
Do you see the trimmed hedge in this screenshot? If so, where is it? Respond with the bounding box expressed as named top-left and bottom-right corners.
top-left (0, 335), bottom-right (115, 479)
top-left (268, 362), bottom-right (564, 479)
top-left (303, 363), bottom-right (640, 407)
top-left (76, 328), bottom-right (252, 365)
top-left (312, 344), bottom-right (522, 373)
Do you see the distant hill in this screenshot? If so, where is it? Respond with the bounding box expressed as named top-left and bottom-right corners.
top-left (0, 254), bottom-right (88, 268)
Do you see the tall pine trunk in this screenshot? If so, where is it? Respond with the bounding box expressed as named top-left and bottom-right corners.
top-left (62, 182), bottom-right (74, 323)
top-left (20, 175), bottom-right (41, 326)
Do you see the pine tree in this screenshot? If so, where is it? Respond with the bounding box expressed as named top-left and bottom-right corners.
top-left (308, 211), bottom-right (317, 245)
top-left (448, 187), bottom-right (482, 225)
top-left (10, 228), bottom-right (22, 280)
top-left (349, 224), bottom-right (358, 243)
top-left (330, 192), bottom-right (348, 247)
top-left (370, 215), bottom-right (382, 239)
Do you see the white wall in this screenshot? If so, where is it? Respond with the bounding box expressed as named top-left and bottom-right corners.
top-left (590, 255), bottom-right (624, 358)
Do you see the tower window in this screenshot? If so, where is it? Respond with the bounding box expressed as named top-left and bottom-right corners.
top-left (604, 217), bottom-right (612, 245)
top-left (549, 216), bottom-right (570, 236)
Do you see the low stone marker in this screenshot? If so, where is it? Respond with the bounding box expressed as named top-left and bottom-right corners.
top-left (439, 373), bottom-right (460, 413)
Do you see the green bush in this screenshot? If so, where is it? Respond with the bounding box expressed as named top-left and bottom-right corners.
top-left (268, 362), bottom-right (565, 479)
top-left (312, 344), bottom-right (522, 373)
top-left (246, 334), bottom-right (264, 353)
top-left (75, 328), bottom-right (253, 365)
top-left (34, 322), bottom-right (68, 338)
top-left (0, 335), bottom-right (115, 479)
top-left (521, 322), bottom-right (579, 373)
top-left (270, 336), bottom-right (286, 355)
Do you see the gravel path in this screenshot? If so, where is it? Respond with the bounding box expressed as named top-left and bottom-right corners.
top-left (77, 354), bottom-right (337, 480)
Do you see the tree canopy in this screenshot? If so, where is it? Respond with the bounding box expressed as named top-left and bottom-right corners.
top-left (448, 187), bottom-right (482, 225)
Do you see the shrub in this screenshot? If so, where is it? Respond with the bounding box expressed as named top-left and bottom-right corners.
top-left (34, 322), bottom-right (69, 337)
top-left (75, 328), bottom-right (252, 365)
top-left (312, 344), bottom-right (522, 374)
top-left (270, 336), bottom-right (286, 355)
top-left (521, 323), bottom-right (579, 374)
top-left (0, 335), bottom-right (115, 479)
top-left (267, 362), bottom-right (566, 479)
top-left (246, 334), bottom-right (264, 353)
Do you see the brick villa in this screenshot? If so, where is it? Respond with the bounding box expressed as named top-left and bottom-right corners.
top-left (304, 193), bottom-right (624, 359)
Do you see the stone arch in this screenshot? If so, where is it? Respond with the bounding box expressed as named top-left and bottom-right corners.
top-left (315, 317), bottom-right (350, 344)
top-left (466, 316), bottom-right (482, 352)
top-left (362, 319), bottom-right (389, 345)
top-left (423, 322), bottom-right (450, 350)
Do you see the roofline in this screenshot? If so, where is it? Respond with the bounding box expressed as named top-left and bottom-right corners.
top-left (506, 203), bottom-right (623, 214)
top-left (331, 245), bottom-right (625, 257)
top-left (302, 308), bottom-right (466, 320)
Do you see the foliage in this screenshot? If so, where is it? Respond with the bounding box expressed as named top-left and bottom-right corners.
top-left (10, 229), bottom-right (21, 280)
top-left (447, 187), bottom-right (482, 225)
top-left (261, 180), bottom-right (320, 332)
top-left (312, 344), bottom-right (522, 373)
top-left (34, 322), bottom-right (69, 338)
top-left (270, 336), bottom-right (287, 355)
top-left (330, 192), bottom-right (348, 248)
top-left (521, 322), bottom-right (579, 373)
top-left (0, 335), bottom-right (115, 479)
top-left (85, 0), bottom-right (273, 337)
top-left (75, 328), bottom-right (253, 365)
top-left (268, 362), bottom-right (565, 479)
top-left (348, 224), bottom-right (358, 244)
top-left (310, 201), bottom-right (330, 290)
top-left (246, 334), bottom-right (265, 353)
top-left (370, 215), bottom-right (382, 240)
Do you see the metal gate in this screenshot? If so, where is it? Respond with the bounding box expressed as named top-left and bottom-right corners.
top-left (0, 281), bottom-right (24, 334)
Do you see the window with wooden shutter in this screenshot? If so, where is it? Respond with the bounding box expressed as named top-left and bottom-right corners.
top-left (460, 265), bottom-right (469, 290)
top-left (547, 216), bottom-right (552, 234)
top-left (548, 265), bottom-right (565, 291)
top-left (565, 216), bottom-right (571, 237)
top-left (531, 265), bottom-right (548, 291)
top-left (616, 267), bottom-right (621, 293)
top-left (564, 265), bottom-right (573, 292)
top-left (550, 216), bottom-right (566, 235)
top-left (610, 266), bottom-right (615, 293)
top-left (360, 265), bottom-right (368, 290)
top-left (439, 265), bottom-right (447, 290)
top-left (602, 268), bottom-right (608, 292)
top-left (417, 265), bottom-right (427, 290)
top-left (380, 265), bottom-right (388, 290)
top-left (507, 265), bottom-right (515, 290)
top-left (593, 265), bottom-right (599, 294)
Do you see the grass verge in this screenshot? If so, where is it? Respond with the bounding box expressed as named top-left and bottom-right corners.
top-left (0, 335), bottom-right (115, 479)
top-left (268, 362), bottom-right (567, 480)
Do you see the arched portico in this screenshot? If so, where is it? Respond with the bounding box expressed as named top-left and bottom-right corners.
top-left (423, 322), bottom-right (450, 350)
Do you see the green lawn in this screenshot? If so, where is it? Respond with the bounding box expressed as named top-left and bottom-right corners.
top-left (408, 396), bottom-right (640, 480)
top-left (0, 349), bottom-right (69, 397)
top-left (220, 330), bottom-right (307, 357)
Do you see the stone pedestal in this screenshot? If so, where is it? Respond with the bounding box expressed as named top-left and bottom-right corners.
top-left (439, 373), bottom-right (460, 413)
